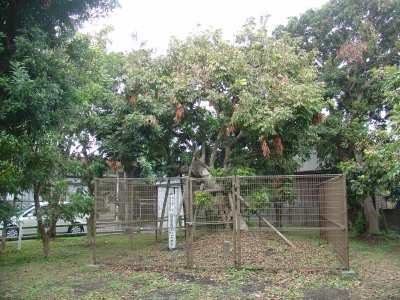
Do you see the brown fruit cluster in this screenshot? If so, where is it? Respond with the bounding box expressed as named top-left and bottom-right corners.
top-left (174, 103), bottom-right (184, 123)
top-left (260, 136), bottom-right (270, 159)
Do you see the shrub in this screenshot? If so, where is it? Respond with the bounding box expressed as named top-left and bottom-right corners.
top-left (194, 191), bottom-right (213, 208)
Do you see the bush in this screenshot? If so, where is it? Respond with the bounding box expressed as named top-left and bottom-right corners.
top-left (0, 201), bottom-right (17, 222)
top-left (247, 189), bottom-right (272, 214)
top-left (194, 191), bottom-right (213, 208)
top-left (354, 211), bottom-right (366, 235)
top-left (209, 167), bottom-right (256, 177)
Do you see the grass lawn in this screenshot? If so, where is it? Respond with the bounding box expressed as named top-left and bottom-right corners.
top-left (0, 232), bottom-right (399, 299)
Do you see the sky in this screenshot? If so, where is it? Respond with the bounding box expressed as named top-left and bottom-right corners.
top-left (82, 0), bottom-right (328, 54)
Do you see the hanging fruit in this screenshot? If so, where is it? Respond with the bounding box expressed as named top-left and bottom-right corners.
top-left (174, 103), bottom-right (184, 123)
top-left (226, 124), bottom-right (235, 136)
top-left (42, 0), bottom-right (51, 8)
top-left (260, 136), bottom-right (270, 159)
top-left (129, 95), bottom-right (137, 107)
top-left (106, 160), bottom-right (122, 172)
top-left (144, 115), bottom-right (158, 126)
top-left (232, 103), bottom-right (239, 113)
top-left (273, 134), bottom-right (284, 155)
top-left (312, 112), bottom-right (324, 124)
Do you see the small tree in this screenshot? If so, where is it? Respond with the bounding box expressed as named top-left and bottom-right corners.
top-left (0, 201), bottom-right (17, 254)
top-left (0, 132), bottom-right (23, 254)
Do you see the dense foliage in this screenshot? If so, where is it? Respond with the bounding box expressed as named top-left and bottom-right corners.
top-left (277, 0), bottom-right (400, 233)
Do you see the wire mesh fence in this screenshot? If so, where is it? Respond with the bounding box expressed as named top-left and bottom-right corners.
top-left (186, 176), bottom-right (237, 269)
top-left (94, 174), bottom-right (348, 271)
top-left (237, 174), bottom-right (348, 270)
top-left (94, 177), bottom-right (187, 270)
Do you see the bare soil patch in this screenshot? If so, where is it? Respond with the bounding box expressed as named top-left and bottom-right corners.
top-left (304, 287), bottom-right (350, 300)
top-left (72, 279), bottom-right (107, 296)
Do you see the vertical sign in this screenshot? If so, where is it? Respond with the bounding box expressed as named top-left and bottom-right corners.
top-left (168, 190), bottom-right (177, 250)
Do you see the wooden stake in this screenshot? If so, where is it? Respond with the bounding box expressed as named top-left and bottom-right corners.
top-left (235, 176), bottom-right (242, 267)
top-left (228, 193), bottom-right (237, 267)
top-left (180, 176), bottom-right (187, 239)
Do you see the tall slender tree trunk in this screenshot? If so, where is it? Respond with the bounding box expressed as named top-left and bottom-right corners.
top-left (87, 212), bottom-right (94, 246)
top-left (363, 196), bottom-right (380, 234)
top-left (87, 180), bottom-right (95, 246)
top-left (33, 183), bottom-right (50, 258)
top-left (223, 145), bottom-right (232, 169)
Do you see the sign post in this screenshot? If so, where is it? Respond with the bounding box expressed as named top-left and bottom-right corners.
top-left (168, 191), bottom-right (177, 250)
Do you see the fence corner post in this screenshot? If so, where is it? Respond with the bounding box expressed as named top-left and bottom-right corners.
top-left (185, 177), bottom-right (193, 268)
top-left (342, 174), bottom-right (349, 270)
top-left (234, 175), bottom-right (241, 268)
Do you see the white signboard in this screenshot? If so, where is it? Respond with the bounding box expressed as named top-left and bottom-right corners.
top-left (168, 192), bottom-right (177, 250)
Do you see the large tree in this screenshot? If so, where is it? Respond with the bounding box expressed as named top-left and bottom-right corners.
top-left (0, 1), bottom-right (118, 256)
top-left (97, 47), bottom-right (174, 177)
top-left (99, 21), bottom-right (324, 178)
top-left (65, 31), bottom-right (123, 245)
top-left (163, 21), bottom-right (324, 176)
top-left (0, 0), bottom-right (118, 74)
top-left (276, 0), bottom-right (400, 233)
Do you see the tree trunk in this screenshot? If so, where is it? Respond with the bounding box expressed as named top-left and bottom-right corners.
top-left (33, 183), bottom-right (51, 258)
top-left (86, 178), bottom-right (95, 246)
top-left (48, 216), bottom-right (57, 239)
top-left (200, 145), bottom-right (206, 163)
top-left (210, 145), bottom-right (217, 169)
top-left (87, 212), bottom-right (94, 246)
top-left (209, 129), bottom-right (224, 169)
top-left (363, 196), bottom-right (380, 235)
top-left (223, 145), bottom-right (232, 169)
top-left (42, 234), bottom-right (50, 257)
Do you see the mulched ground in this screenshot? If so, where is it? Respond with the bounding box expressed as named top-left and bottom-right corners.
top-left (103, 232), bottom-right (400, 299)
top-left (107, 231), bottom-right (341, 275)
